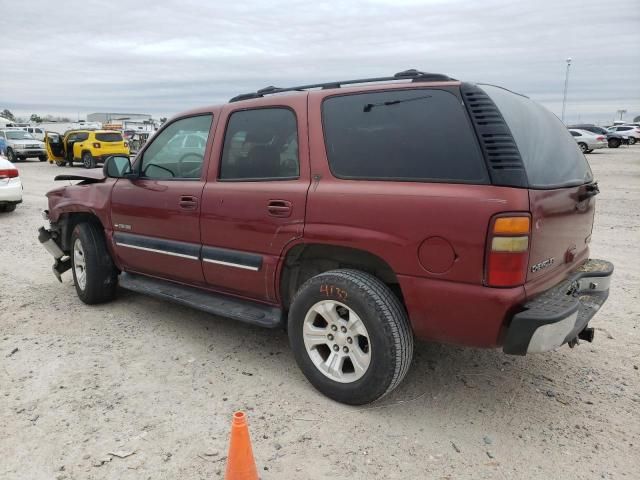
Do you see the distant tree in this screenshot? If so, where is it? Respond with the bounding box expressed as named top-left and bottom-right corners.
top-left (1, 109), bottom-right (16, 121)
top-left (159, 117), bottom-right (167, 125)
top-left (30, 114), bottom-right (43, 123)
top-left (634, 115), bottom-right (640, 123)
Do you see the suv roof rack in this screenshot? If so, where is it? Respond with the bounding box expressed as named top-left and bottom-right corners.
top-left (229, 69), bottom-right (456, 102)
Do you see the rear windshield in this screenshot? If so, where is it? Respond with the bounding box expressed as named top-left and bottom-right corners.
top-left (95, 132), bottom-right (123, 142)
top-left (482, 85), bottom-right (593, 189)
top-left (322, 89), bottom-right (488, 183)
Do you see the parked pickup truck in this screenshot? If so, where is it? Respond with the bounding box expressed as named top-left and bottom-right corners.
top-left (38, 69), bottom-right (613, 405)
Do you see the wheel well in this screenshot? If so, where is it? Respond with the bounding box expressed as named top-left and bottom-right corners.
top-left (58, 212), bottom-right (104, 252)
top-left (280, 244), bottom-right (402, 309)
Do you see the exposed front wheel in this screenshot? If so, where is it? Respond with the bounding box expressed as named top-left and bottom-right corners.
top-left (70, 222), bottom-right (118, 304)
top-left (288, 269), bottom-right (413, 405)
top-left (608, 139), bottom-right (621, 148)
top-left (578, 142), bottom-right (588, 153)
top-left (629, 137), bottom-right (636, 145)
top-left (7, 149), bottom-right (17, 162)
top-left (39, 155), bottom-right (48, 162)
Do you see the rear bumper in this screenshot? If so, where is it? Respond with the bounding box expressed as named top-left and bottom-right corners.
top-left (503, 259), bottom-right (613, 355)
top-left (0, 178), bottom-right (23, 203)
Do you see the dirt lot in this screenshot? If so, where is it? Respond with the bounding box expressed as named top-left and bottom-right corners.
top-left (1, 147), bottom-right (639, 480)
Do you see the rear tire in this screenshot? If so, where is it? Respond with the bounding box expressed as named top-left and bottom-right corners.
top-left (70, 222), bottom-right (118, 304)
top-left (0, 204), bottom-right (17, 213)
top-left (288, 269), bottom-right (413, 405)
top-left (578, 142), bottom-right (588, 153)
top-left (82, 152), bottom-right (95, 169)
top-left (629, 137), bottom-right (636, 145)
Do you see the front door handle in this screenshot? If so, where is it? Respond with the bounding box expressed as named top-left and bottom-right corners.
top-left (267, 200), bottom-right (292, 217)
top-left (179, 195), bottom-right (198, 210)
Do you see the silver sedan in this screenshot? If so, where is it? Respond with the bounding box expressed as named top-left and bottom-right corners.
top-left (568, 129), bottom-right (608, 153)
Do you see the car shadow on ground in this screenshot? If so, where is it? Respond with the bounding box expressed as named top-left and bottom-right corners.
top-left (115, 286), bottom-right (600, 422)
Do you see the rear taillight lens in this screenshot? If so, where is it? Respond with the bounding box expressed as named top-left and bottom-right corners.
top-left (635, 128), bottom-right (640, 133)
top-left (596, 136), bottom-right (605, 141)
top-left (0, 168), bottom-right (19, 179)
top-left (486, 215), bottom-right (531, 287)
top-left (93, 142), bottom-right (101, 148)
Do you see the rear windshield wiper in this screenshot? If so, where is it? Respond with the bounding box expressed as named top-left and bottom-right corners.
top-left (579, 181), bottom-right (600, 201)
top-left (363, 95), bottom-right (432, 112)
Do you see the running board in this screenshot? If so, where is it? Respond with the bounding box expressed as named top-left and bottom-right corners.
top-left (118, 272), bottom-right (283, 329)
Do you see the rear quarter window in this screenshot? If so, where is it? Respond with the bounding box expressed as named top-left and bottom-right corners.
top-left (322, 89), bottom-right (488, 183)
top-left (95, 132), bottom-right (123, 142)
top-left (481, 85), bottom-right (593, 189)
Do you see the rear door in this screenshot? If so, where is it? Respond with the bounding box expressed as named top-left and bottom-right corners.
top-left (200, 96), bottom-right (310, 302)
top-left (110, 114), bottom-right (215, 284)
top-left (481, 85), bottom-right (596, 289)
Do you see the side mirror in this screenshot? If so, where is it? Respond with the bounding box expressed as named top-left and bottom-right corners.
top-left (103, 155), bottom-right (135, 178)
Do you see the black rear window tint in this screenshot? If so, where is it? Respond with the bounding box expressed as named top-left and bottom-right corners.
top-left (322, 89), bottom-right (488, 183)
top-left (95, 132), bottom-right (123, 142)
top-left (481, 85), bottom-right (593, 189)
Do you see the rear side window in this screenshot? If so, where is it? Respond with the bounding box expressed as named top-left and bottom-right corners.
top-left (322, 89), bottom-right (487, 183)
top-left (482, 85), bottom-right (593, 189)
top-left (95, 132), bottom-right (123, 142)
top-left (220, 108), bottom-right (299, 180)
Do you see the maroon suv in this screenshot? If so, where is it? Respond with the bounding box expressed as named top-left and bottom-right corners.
top-left (39, 70), bottom-right (613, 404)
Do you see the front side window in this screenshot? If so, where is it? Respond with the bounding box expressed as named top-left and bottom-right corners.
top-left (219, 108), bottom-right (299, 180)
top-left (570, 131), bottom-right (580, 137)
top-left (322, 89), bottom-right (487, 182)
top-left (140, 115), bottom-right (212, 179)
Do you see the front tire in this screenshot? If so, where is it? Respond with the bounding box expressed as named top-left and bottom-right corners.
top-left (39, 155), bottom-right (47, 162)
top-left (70, 222), bottom-right (118, 304)
top-left (82, 152), bottom-right (95, 169)
top-left (629, 137), bottom-right (637, 145)
top-left (608, 138), bottom-right (621, 148)
top-left (7, 149), bottom-right (17, 162)
top-left (288, 269), bottom-right (413, 405)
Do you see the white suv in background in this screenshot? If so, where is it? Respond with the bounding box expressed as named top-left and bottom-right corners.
top-left (21, 126), bottom-right (45, 141)
top-left (608, 125), bottom-right (640, 145)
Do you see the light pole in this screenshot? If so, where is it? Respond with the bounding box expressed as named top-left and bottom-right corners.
top-left (561, 57), bottom-right (572, 124)
top-left (616, 109), bottom-right (627, 121)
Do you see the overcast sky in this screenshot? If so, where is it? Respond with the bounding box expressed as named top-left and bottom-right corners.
top-left (1, 0), bottom-right (638, 124)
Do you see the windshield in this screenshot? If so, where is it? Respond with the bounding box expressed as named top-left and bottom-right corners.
top-left (6, 131), bottom-right (35, 140)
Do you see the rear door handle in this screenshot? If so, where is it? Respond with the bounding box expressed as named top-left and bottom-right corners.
top-left (179, 195), bottom-right (198, 210)
top-left (267, 200), bottom-right (292, 217)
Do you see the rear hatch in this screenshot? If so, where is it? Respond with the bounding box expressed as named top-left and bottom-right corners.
top-left (480, 85), bottom-right (596, 291)
top-left (94, 132), bottom-right (129, 154)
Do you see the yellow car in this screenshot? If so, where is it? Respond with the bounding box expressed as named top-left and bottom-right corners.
top-left (45, 130), bottom-right (130, 168)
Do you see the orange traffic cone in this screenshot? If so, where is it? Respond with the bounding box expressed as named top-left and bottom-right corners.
top-left (225, 411), bottom-right (259, 480)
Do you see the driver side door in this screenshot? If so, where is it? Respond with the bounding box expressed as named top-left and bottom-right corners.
top-left (110, 114), bottom-right (215, 284)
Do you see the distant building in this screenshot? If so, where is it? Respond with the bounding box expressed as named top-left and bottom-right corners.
top-left (87, 112), bottom-right (152, 123)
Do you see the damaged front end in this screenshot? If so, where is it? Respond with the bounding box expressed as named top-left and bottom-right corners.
top-left (38, 219), bottom-right (70, 282)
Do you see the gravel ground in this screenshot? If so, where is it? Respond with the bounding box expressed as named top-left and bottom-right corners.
top-left (1, 147), bottom-right (639, 480)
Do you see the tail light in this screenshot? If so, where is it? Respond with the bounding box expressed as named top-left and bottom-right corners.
top-left (0, 168), bottom-right (19, 179)
top-left (635, 128), bottom-right (640, 133)
top-left (93, 142), bottom-right (101, 148)
top-left (596, 136), bottom-right (605, 141)
top-left (485, 215), bottom-right (531, 287)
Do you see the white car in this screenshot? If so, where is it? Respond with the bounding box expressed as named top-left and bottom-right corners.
top-left (608, 125), bottom-right (640, 145)
top-left (568, 129), bottom-right (608, 153)
top-left (0, 155), bottom-right (22, 212)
